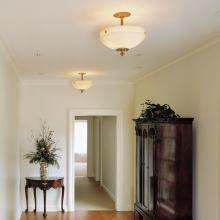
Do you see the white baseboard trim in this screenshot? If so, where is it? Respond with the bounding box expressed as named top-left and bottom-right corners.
top-left (22, 204), bottom-right (67, 212)
top-left (16, 208), bottom-right (22, 220)
top-left (118, 204), bottom-right (134, 211)
top-left (101, 183), bottom-right (115, 202)
top-left (67, 203), bottom-right (74, 212)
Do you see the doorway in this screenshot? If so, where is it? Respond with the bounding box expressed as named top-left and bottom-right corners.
top-left (67, 109), bottom-right (123, 211)
top-left (74, 116), bottom-right (116, 210)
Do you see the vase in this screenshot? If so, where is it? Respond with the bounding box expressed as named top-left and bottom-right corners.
top-left (40, 162), bottom-right (48, 180)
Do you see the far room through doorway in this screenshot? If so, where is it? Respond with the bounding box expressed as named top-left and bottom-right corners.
top-left (73, 116), bottom-right (116, 210)
top-left (74, 120), bottom-right (87, 177)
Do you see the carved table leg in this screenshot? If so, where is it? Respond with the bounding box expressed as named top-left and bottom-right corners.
top-left (25, 185), bottom-right (28, 213)
top-left (33, 187), bottom-right (37, 213)
top-left (43, 189), bottom-right (47, 217)
top-left (61, 185), bottom-right (65, 212)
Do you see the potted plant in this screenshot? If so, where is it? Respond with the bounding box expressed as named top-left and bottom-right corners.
top-left (24, 121), bottom-right (60, 180)
top-left (134, 100), bottom-right (180, 123)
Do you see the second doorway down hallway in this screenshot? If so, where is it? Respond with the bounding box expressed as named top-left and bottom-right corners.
top-left (74, 116), bottom-right (116, 210)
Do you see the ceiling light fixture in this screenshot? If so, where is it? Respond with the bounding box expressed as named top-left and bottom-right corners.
top-left (72, 73), bottom-right (92, 93)
top-left (100, 12), bottom-right (146, 56)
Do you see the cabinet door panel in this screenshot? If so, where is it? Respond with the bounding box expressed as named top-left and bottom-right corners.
top-left (157, 124), bottom-right (178, 218)
top-left (143, 127), bottom-right (155, 212)
top-left (158, 180), bottom-right (176, 214)
top-left (136, 132), bottom-right (142, 203)
top-left (143, 129), bottom-right (149, 208)
top-left (159, 160), bottom-right (176, 182)
top-left (147, 137), bottom-right (154, 210)
top-left (160, 138), bottom-right (176, 161)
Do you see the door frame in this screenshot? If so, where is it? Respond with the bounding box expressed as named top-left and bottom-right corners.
top-left (67, 109), bottom-right (123, 211)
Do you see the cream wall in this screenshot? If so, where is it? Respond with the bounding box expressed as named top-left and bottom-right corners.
top-left (0, 41), bottom-right (20, 220)
top-left (20, 82), bottom-right (134, 211)
top-left (101, 116), bottom-right (116, 200)
top-left (93, 116), bottom-right (101, 181)
top-left (87, 116), bottom-right (95, 177)
top-left (134, 39), bottom-right (220, 220)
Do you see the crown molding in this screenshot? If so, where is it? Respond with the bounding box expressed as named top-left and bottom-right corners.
top-left (21, 79), bottom-right (134, 86)
top-left (21, 79), bottom-right (69, 86)
top-left (0, 37), bottom-right (22, 83)
top-left (134, 36), bottom-right (220, 83)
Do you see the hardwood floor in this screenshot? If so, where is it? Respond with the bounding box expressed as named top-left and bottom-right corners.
top-left (20, 211), bottom-right (134, 220)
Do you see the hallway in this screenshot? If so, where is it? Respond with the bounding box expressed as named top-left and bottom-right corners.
top-left (75, 177), bottom-right (115, 210)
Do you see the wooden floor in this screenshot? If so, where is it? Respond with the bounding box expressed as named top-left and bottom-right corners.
top-left (20, 211), bottom-right (134, 220)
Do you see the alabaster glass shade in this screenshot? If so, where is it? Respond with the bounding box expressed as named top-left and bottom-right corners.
top-left (72, 80), bottom-right (92, 91)
top-left (100, 25), bottom-right (146, 50)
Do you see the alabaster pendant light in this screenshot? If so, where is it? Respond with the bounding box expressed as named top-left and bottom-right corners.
top-left (100, 12), bottom-right (146, 56)
top-left (72, 73), bottom-right (92, 93)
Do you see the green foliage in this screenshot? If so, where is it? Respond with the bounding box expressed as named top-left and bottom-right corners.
top-left (24, 121), bottom-right (60, 168)
top-left (134, 100), bottom-right (180, 123)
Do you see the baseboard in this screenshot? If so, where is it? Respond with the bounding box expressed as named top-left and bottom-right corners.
top-left (23, 204), bottom-right (66, 212)
top-left (67, 203), bottom-right (74, 212)
top-left (16, 208), bottom-right (22, 220)
top-left (118, 204), bottom-right (134, 211)
top-left (101, 183), bottom-right (115, 202)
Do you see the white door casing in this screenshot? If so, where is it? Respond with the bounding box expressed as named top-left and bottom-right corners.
top-left (67, 109), bottom-right (123, 211)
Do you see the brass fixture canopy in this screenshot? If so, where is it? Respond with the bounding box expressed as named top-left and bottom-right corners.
top-left (113, 12), bottom-right (131, 25)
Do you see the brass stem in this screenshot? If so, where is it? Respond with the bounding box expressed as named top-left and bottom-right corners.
top-left (79, 73), bottom-right (86, 80)
top-left (120, 18), bottom-right (124, 26)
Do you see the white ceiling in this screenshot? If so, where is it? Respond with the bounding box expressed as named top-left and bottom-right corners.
top-left (0, 0), bottom-right (220, 82)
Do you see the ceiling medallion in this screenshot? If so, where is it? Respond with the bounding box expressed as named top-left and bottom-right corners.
top-left (100, 11), bottom-right (146, 56)
top-left (72, 73), bottom-right (92, 93)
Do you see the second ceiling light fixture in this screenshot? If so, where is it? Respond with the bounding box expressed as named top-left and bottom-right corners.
top-left (72, 73), bottom-right (92, 93)
top-left (100, 11), bottom-right (146, 56)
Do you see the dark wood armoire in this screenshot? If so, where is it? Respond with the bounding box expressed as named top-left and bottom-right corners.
top-left (134, 118), bottom-right (193, 220)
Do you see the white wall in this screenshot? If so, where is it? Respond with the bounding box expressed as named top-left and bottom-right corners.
top-left (134, 39), bottom-right (220, 220)
top-left (101, 116), bottom-right (116, 200)
top-left (0, 41), bottom-right (20, 220)
top-left (87, 116), bottom-right (95, 177)
top-left (93, 116), bottom-right (101, 181)
top-left (20, 82), bottom-right (134, 211)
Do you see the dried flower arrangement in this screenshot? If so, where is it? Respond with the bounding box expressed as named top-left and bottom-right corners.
top-left (24, 121), bottom-right (60, 179)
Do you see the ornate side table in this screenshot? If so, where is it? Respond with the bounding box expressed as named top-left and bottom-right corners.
top-left (25, 177), bottom-right (64, 217)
